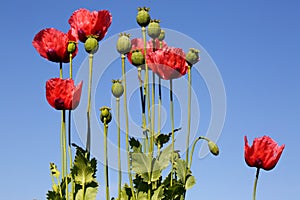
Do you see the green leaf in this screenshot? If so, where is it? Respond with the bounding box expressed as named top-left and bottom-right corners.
top-left (119, 184), bottom-right (133, 200)
top-left (137, 191), bottom-right (148, 200)
top-left (75, 187), bottom-right (98, 200)
top-left (174, 159), bottom-right (186, 183)
top-left (46, 190), bottom-right (62, 200)
top-left (129, 137), bottom-right (142, 153)
top-left (157, 144), bottom-right (172, 170)
top-left (185, 175), bottom-right (196, 190)
top-left (151, 158), bottom-right (162, 182)
top-left (151, 185), bottom-right (164, 200)
top-left (131, 152), bottom-right (152, 183)
top-left (71, 146), bottom-right (97, 186)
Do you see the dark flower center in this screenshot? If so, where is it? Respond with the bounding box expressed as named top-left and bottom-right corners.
top-left (255, 158), bottom-right (263, 168)
top-left (54, 98), bottom-right (65, 110)
top-left (46, 49), bottom-right (60, 62)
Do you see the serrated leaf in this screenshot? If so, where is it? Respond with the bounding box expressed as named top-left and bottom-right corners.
top-left (151, 185), bottom-right (164, 200)
top-left (157, 144), bottom-right (172, 170)
top-left (185, 175), bottom-right (196, 190)
top-left (131, 152), bottom-right (151, 183)
top-left (174, 159), bottom-right (186, 183)
top-left (120, 184), bottom-right (132, 200)
top-left (151, 158), bottom-right (162, 182)
top-left (72, 147), bottom-right (96, 186)
top-left (75, 187), bottom-right (98, 200)
top-left (46, 190), bottom-right (62, 200)
top-left (137, 191), bottom-right (148, 200)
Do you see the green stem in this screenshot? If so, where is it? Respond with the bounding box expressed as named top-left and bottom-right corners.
top-left (86, 54), bottom-right (93, 153)
top-left (170, 79), bottom-right (175, 187)
top-left (150, 71), bottom-right (155, 154)
top-left (188, 137), bottom-right (201, 169)
top-left (185, 66), bottom-right (192, 182)
top-left (69, 53), bottom-right (74, 200)
top-left (116, 98), bottom-right (122, 199)
top-left (62, 110), bottom-right (68, 200)
top-left (139, 67), bottom-right (147, 153)
top-left (157, 77), bottom-right (162, 155)
top-left (122, 54), bottom-right (136, 200)
top-left (142, 27), bottom-right (151, 154)
top-left (104, 118), bottom-right (110, 200)
top-left (253, 168), bottom-right (260, 200)
top-left (148, 184), bottom-right (151, 200)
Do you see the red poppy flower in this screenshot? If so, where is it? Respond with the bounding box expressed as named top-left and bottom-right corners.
top-left (146, 47), bottom-right (188, 80)
top-left (68, 8), bottom-right (112, 43)
top-left (32, 28), bottom-right (78, 63)
top-left (46, 78), bottom-right (83, 110)
top-left (127, 38), bottom-right (167, 68)
top-left (244, 136), bottom-right (285, 171)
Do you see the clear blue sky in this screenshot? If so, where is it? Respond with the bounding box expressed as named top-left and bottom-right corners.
top-left (0, 0), bottom-right (299, 199)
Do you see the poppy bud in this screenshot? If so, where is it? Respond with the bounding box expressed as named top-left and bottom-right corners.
top-left (67, 42), bottom-right (77, 54)
top-left (136, 7), bottom-right (151, 27)
top-left (100, 106), bottom-right (112, 124)
top-left (131, 50), bottom-right (145, 67)
top-left (158, 29), bottom-right (165, 41)
top-left (84, 37), bottom-right (99, 54)
top-left (116, 33), bottom-right (132, 55)
top-left (208, 140), bottom-right (219, 156)
top-left (186, 48), bottom-right (200, 66)
top-left (148, 20), bottom-right (161, 39)
top-left (111, 80), bottom-right (124, 98)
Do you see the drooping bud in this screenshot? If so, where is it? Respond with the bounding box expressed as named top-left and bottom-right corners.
top-left (131, 50), bottom-right (145, 67)
top-left (67, 42), bottom-right (77, 54)
top-left (84, 37), bottom-right (99, 54)
top-left (208, 140), bottom-right (219, 156)
top-left (147, 19), bottom-right (161, 39)
top-left (186, 48), bottom-right (200, 66)
top-left (136, 7), bottom-right (151, 27)
top-left (111, 80), bottom-right (124, 98)
top-left (100, 106), bottom-right (112, 124)
top-left (116, 33), bottom-right (132, 55)
top-left (158, 29), bottom-right (165, 41)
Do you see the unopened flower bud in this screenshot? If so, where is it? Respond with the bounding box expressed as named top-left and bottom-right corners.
top-left (67, 42), bottom-right (76, 54)
top-left (186, 48), bottom-right (200, 66)
top-left (148, 20), bottom-right (161, 39)
top-left (111, 80), bottom-right (124, 98)
top-left (136, 7), bottom-right (151, 27)
top-left (116, 33), bottom-right (132, 55)
top-left (158, 29), bottom-right (165, 41)
top-left (208, 140), bottom-right (219, 156)
top-left (131, 50), bottom-right (145, 67)
top-left (100, 106), bottom-right (112, 124)
top-left (84, 37), bottom-right (99, 54)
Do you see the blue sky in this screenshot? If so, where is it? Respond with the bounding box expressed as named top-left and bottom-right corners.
top-left (0, 0), bottom-right (299, 199)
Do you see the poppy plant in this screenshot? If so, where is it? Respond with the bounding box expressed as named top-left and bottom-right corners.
top-left (46, 78), bottom-right (83, 110)
top-left (244, 135), bottom-right (285, 200)
top-left (244, 135), bottom-right (285, 170)
top-left (146, 47), bottom-right (188, 80)
top-left (32, 28), bottom-right (78, 63)
top-left (68, 8), bottom-right (112, 43)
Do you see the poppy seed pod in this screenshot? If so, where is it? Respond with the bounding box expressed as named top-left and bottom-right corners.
top-left (111, 80), bottom-right (124, 98)
top-left (100, 106), bottom-right (112, 124)
top-left (131, 50), bottom-right (145, 67)
top-left (208, 140), bottom-right (219, 156)
top-left (186, 48), bottom-right (200, 66)
top-left (67, 42), bottom-right (77, 54)
top-left (147, 20), bottom-right (161, 39)
top-left (84, 37), bottom-right (99, 54)
top-left (136, 7), bottom-right (151, 27)
top-left (116, 33), bottom-right (132, 55)
top-left (158, 29), bottom-right (165, 41)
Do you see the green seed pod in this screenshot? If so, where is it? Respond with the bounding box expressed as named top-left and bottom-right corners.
top-left (67, 42), bottom-right (76, 54)
top-left (208, 140), bottom-right (219, 156)
top-left (100, 106), bottom-right (112, 124)
top-left (147, 19), bottom-right (161, 39)
top-left (111, 80), bottom-right (124, 98)
top-left (158, 29), bottom-right (165, 41)
top-left (186, 48), bottom-right (200, 66)
top-left (84, 37), bottom-right (99, 54)
top-left (116, 33), bottom-right (132, 55)
top-left (131, 50), bottom-right (145, 67)
top-left (136, 7), bottom-right (151, 27)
